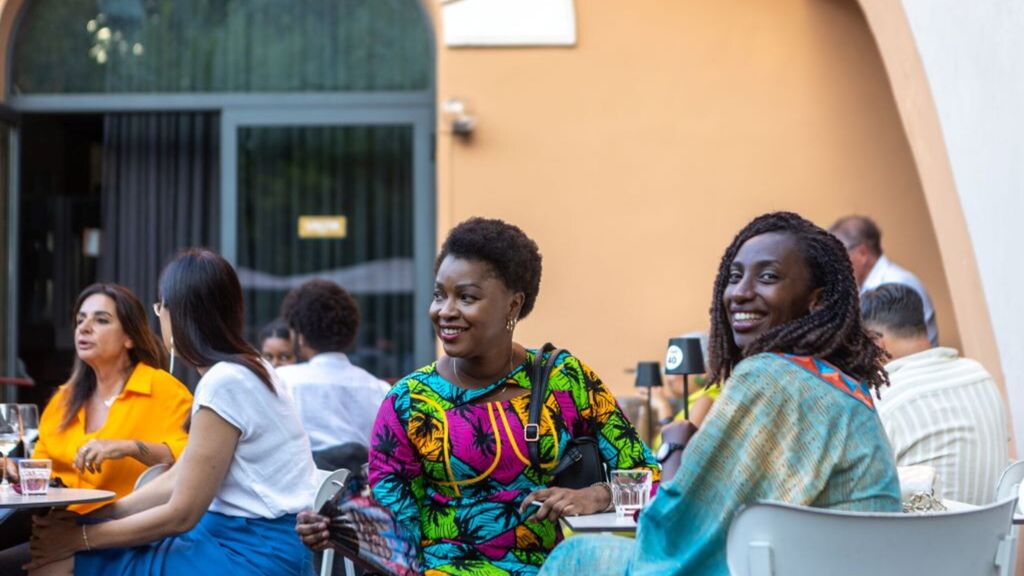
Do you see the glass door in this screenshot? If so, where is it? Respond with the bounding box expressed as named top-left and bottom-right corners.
top-left (221, 107), bottom-right (434, 381)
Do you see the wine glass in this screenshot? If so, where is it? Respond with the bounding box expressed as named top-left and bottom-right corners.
top-left (19, 404), bottom-right (39, 456)
top-left (0, 404), bottom-right (22, 493)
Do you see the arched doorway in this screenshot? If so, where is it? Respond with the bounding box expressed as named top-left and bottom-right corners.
top-left (3, 0), bottom-right (435, 402)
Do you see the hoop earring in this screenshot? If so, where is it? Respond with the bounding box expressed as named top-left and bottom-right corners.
top-left (506, 318), bottom-right (516, 332)
top-left (169, 336), bottom-right (176, 374)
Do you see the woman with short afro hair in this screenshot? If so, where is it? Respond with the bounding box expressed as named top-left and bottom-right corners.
top-left (296, 217), bottom-right (659, 575)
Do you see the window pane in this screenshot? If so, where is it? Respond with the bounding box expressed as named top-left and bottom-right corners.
top-left (13, 0), bottom-right (432, 94)
top-left (237, 124), bottom-right (415, 380)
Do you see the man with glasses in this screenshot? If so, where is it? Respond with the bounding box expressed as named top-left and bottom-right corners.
top-left (830, 214), bottom-right (938, 345)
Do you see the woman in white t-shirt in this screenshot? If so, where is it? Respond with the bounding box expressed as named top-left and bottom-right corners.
top-left (27, 248), bottom-right (317, 576)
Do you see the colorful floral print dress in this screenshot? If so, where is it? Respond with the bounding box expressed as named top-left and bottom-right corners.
top-left (368, 348), bottom-right (660, 576)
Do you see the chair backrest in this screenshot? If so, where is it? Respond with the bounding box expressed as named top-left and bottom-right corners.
top-left (727, 498), bottom-right (1018, 576)
top-left (132, 463), bottom-right (171, 491)
top-left (996, 461), bottom-right (1024, 503)
top-left (314, 468), bottom-right (354, 576)
top-left (315, 468), bottom-right (351, 510)
top-left (312, 443), bottom-right (369, 476)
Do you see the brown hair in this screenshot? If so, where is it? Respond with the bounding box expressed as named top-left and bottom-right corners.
top-left (158, 248), bottom-right (274, 391)
top-left (61, 284), bottom-right (168, 430)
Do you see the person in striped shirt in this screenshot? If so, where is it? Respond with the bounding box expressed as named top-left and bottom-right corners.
top-left (862, 283), bottom-right (1010, 505)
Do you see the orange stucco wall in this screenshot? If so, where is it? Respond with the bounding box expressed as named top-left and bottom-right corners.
top-left (431, 0), bottom-right (960, 394)
top-left (0, 0), bottom-right (966, 398)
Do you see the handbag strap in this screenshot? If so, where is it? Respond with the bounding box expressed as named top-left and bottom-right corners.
top-left (527, 343), bottom-right (560, 472)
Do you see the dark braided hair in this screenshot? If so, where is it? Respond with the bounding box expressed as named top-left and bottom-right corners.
top-left (706, 212), bottom-right (889, 391)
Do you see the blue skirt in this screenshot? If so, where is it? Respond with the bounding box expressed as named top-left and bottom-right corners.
top-left (75, 511), bottom-right (313, 576)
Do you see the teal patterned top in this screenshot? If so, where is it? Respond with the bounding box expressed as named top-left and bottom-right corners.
top-left (538, 352), bottom-right (901, 576)
top-left (630, 352), bottom-right (901, 575)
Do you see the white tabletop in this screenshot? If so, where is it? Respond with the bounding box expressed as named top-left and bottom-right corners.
top-left (561, 511), bottom-right (637, 533)
top-left (0, 488), bottom-right (115, 509)
top-left (940, 499), bottom-right (1024, 525)
top-left (940, 499), bottom-right (976, 512)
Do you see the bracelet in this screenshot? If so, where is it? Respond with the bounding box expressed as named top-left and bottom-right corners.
top-left (591, 481), bottom-right (615, 512)
top-left (657, 416), bottom-right (675, 427)
top-left (81, 525), bottom-right (92, 551)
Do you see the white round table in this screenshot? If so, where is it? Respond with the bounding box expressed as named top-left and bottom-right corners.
top-left (0, 488), bottom-right (115, 509)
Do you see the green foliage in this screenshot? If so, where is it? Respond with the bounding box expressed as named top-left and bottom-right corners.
top-left (13, 0), bottom-right (432, 93)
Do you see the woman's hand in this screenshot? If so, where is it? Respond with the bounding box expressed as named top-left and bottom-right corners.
top-left (659, 420), bottom-right (699, 481)
top-left (4, 456), bottom-right (18, 483)
top-left (636, 387), bottom-right (675, 422)
top-left (295, 509), bottom-right (332, 551)
top-left (25, 510), bottom-right (83, 570)
top-left (74, 439), bottom-right (132, 474)
top-left (520, 485), bottom-right (611, 523)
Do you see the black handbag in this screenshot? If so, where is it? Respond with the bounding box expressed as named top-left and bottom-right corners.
top-left (526, 343), bottom-right (608, 490)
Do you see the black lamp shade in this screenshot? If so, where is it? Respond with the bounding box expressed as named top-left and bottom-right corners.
top-left (634, 361), bottom-right (663, 388)
top-left (664, 337), bottom-right (705, 375)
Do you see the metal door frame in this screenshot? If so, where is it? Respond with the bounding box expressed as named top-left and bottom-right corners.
top-left (3, 92), bottom-right (437, 390)
top-left (220, 103), bottom-right (436, 366)
top-left (2, 110), bottom-right (18, 402)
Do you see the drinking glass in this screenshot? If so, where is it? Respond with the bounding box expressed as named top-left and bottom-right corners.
top-left (0, 404), bottom-right (22, 493)
top-left (17, 459), bottom-right (52, 495)
top-left (610, 469), bottom-right (652, 519)
top-left (18, 404), bottom-right (39, 456)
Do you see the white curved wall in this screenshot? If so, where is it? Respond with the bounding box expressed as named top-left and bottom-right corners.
top-left (901, 0), bottom-right (1024, 447)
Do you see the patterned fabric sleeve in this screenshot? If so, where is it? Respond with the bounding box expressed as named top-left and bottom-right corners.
top-left (568, 356), bottom-right (661, 485)
top-left (368, 385), bottom-right (425, 546)
top-left (629, 354), bottom-right (899, 576)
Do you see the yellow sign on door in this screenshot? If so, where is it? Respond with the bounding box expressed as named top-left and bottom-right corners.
top-left (298, 216), bottom-right (348, 239)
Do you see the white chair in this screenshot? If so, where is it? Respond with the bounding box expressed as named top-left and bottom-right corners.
top-left (314, 468), bottom-right (353, 576)
top-left (995, 461), bottom-right (1024, 504)
top-left (727, 498), bottom-right (1018, 576)
top-left (132, 463), bottom-right (171, 491)
top-left (995, 461), bottom-right (1024, 572)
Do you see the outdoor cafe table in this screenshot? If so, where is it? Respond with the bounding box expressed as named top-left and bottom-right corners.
top-left (938, 499), bottom-right (1024, 526)
top-left (561, 511), bottom-right (637, 534)
top-left (562, 500), bottom-right (1024, 533)
top-left (0, 488), bottom-right (115, 510)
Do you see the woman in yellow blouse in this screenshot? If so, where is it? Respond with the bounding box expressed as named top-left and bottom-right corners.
top-left (6, 284), bottom-right (191, 508)
top-left (39, 283), bottom-right (192, 507)
top-left (1, 284), bottom-right (191, 572)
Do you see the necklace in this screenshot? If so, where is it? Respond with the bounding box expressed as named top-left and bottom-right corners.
top-left (451, 348), bottom-right (515, 392)
top-left (102, 394), bottom-right (118, 408)
top-left (100, 371), bottom-right (130, 408)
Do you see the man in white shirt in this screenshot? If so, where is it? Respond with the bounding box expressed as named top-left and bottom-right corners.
top-left (831, 215), bottom-right (938, 345)
top-left (862, 283), bottom-right (1009, 505)
top-left (277, 280), bottom-right (391, 460)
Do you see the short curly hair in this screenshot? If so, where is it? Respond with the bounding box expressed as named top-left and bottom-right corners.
top-left (280, 279), bottom-right (360, 352)
top-left (436, 217), bottom-right (543, 319)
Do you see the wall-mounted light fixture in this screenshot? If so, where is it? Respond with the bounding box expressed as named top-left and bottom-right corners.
top-left (443, 98), bottom-right (476, 140)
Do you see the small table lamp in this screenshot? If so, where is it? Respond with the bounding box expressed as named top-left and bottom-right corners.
top-left (635, 361), bottom-right (663, 445)
top-left (664, 337), bottom-right (706, 421)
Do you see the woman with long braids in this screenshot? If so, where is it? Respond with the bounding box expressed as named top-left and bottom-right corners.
top-left (539, 211), bottom-right (900, 576)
